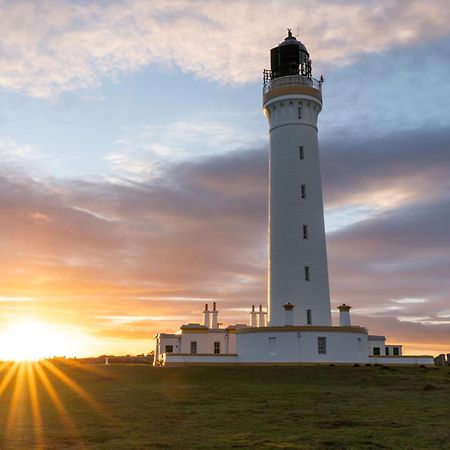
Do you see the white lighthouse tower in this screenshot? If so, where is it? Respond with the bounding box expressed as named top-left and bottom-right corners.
top-left (152, 31), bottom-right (435, 368)
top-left (263, 30), bottom-right (331, 326)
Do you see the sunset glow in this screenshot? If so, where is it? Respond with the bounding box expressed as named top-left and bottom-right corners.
top-left (0, 321), bottom-right (87, 361)
top-left (0, 0), bottom-right (448, 357)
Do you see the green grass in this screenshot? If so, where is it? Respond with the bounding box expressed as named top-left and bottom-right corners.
top-left (0, 362), bottom-right (449, 449)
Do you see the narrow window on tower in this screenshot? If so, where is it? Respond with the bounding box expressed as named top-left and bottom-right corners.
top-left (318, 337), bottom-right (327, 354)
top-left (190, 341), bottom-right (197, 354)
top-left (214, 341), bottom-right (220, 354)
top-left (298, 106), bottom-right (302, 119)
top-left (304, 266), bottom-right (310, 281)
top-left (301, 184), bottom-right (306, 199)
top-left (299, 145), bottom-right (304, 159)
top-left (307, 309), bottom-right (312, 325)
top-left (303, 224), bottom-right (308, 239)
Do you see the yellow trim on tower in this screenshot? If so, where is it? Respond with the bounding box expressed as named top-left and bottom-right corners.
top-left (263, 85), bottom-right (322, 104)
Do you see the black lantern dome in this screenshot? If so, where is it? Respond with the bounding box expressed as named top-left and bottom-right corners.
top-left (269, 29), bottom-right (312, 79)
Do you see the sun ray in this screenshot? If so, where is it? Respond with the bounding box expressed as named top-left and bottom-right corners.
top-left (26, 363), bottom-right (45, 450)
top-left (0, 362), bottom-right (19, 397)
top-left (5, 362), bottom-right (26, 441)
top-left (0, 361), bottom-right (10, 375)
top-left (41, 360), bottom-right (113, 420)
top-left (33, 362), bottom-right (86, 449)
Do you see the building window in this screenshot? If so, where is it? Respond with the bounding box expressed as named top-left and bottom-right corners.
top-left (299, 146), bottom-right (304, 159)
top-left (301, 184), bottom-right (306, 198)
top-left (307, 309), bottom-right (312, 325)
top-left (385, 347), bottom-right (389, 356)
top-left (298, 106), bottom-right (302, 119)
top-left (268, 337), bottom-right (277, 355)
top-left (303, 224), bottom-right (308, 239)
top-left (304, 266), bottom-right (310, 281)
top-left (373, 347), bottom-right (380, 356)
top-left (165, 345), bottom-right (173, 353)
top-left (393, 347), bottom-right (399, 356)
top-left (190, 341), bottom-right (197, 354)
top-left (318, 337), bottom-right (327, 354)
top-left (214, 341), bottom-right (220, 354)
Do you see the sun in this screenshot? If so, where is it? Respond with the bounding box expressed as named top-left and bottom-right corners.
top-left (0, 320), bottom-right (85, 361)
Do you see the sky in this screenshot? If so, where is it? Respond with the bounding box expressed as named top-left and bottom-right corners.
top-left (0, 0), bottom-right (449, 357)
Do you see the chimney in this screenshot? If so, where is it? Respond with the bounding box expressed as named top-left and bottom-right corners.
top-left (211, 301), bottom-right (219, 328)
top-left (337, 304), bottom-right (351, 326)
top-left (257, 304), bottom-right (266, 327)
top-left (283, 303), bottom-right (294, 326)
top-left (249, 304), bottom-right (258, 327)
top-left (203, 303), bottom-right (210, 328)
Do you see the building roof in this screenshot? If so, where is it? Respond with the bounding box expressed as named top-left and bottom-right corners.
top-left (368, 335), bottom-right (386, 341)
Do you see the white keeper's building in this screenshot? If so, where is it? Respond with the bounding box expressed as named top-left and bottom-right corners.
top-left (153, 31), bottom-right (434, 367)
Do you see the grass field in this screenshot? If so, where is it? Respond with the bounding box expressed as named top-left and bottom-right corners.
top-left (0, 362), bottom-right (449, 449)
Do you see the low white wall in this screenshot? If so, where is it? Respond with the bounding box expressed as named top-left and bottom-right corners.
top-left (163, 353), bottom-right (239, 365)
top-left (369, 356), bottom-right (434, 366)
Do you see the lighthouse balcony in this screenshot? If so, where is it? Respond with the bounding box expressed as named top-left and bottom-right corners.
top-left (263, 72), bottom-right (322, 92)
top-left (263, 73), bottom-right (323, 104)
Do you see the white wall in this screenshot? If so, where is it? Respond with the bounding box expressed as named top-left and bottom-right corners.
top-left (178, 331), bottom-right (225, 354)
top-left (236, 328), bottom-right (368, 364)
top-left (369, 356), bottom-right (434, 366)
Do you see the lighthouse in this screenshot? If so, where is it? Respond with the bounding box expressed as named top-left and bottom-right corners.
top-left (263, 30), bottom-right (331, 326)
top-left (152, 31), bottom-right (434, 367)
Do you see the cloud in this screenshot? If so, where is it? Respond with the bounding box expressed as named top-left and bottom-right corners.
top-left (1, 119), bottom-right (449, 354)
top-left (0, 136), bottom-right (44, 165)
top-left (321, 126), bottom-right (450, 229)
top-left (1, 0), bottom-right (450, 97)
top-left (106, 120), bottom-right (263, 178)
top-left (320, 37), bottom-right (450, 138)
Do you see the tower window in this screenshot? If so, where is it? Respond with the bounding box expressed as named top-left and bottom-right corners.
top-left (165, 345), bottom-right (173, 353)
top-left (385, 347), bottom-right (389, 356)
top-left (301, 185), bottom-right (306, 198)
top-left (190, 341), bottom-right (197, 354)
top-left (307, 309), bottom-right (312, 325)
top-left (299, 146), bottom-right (304, 159)
top-left (318, 337), bottom-right (327, 354)
top-left (303, 224), bottom-right (308, 239)
top-left (393, 347), bottom-right (399, 356)
top-left (214, 341), bottom-right (220, 354)
top-left (373, 347), bottom-right (380, 356)
top-left (298, 106), bottom-right (302, 119)
top-left (304, 266), bottom-right (310, 281)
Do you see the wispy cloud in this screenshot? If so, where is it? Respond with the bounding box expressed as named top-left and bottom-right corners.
top-left (0, 137), bottom-right (43, 165)
top-left (106, 120), bottom-right (262, 179)
top-left (0, 297), bottom-right (34, 302)
top-left (1, 0), bottom-right (449, 97)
